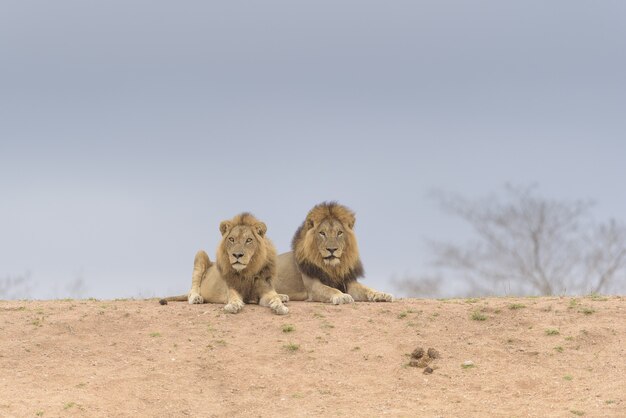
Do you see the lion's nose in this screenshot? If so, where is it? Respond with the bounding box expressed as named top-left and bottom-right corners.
top-left (233, 252), bottom-right (244, 259)
top-left (326, 247), bottom-right (338, 254)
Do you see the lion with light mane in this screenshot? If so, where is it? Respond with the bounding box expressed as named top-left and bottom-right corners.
top-left (160, 213), bottom-right (289, 315)
top-left (274, 202), bottom-right (393, 304)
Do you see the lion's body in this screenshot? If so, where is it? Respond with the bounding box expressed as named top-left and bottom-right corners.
top-left (274, 202), bottom-right (393, 304)
top-left (160, 213), bottom-right (288, 315)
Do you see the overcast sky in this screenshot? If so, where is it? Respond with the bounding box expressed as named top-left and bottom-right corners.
top-left (1, 1), bottom-right (625, 299)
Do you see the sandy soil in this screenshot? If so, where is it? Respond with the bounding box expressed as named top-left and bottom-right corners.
top-left (1, 296), bottom-right (624, 417)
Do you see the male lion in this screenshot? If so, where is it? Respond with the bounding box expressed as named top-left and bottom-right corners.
top-left (160, 213), bottom-right (289, 315)
top-left (274, 202), bottom-right (393, 304)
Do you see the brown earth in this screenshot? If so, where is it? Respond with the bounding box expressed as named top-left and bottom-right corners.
top-left (1, 296), bottom-right (624, 417)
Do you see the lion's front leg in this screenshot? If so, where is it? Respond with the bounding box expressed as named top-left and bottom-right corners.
top-left (224, 287), bottom-right (245, 314)
top-left (256, 279), bottom-right (289, 315)
top-left (346, 281), bottom-right (394, 302)
top-left (302, 274), bottom-right (354, 305)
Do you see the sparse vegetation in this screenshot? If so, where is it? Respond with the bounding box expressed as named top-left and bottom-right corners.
top-left (587, 293), bottom-right (608, 301)
top-left (461, 363), bottom-right (475, 369)
top-left (149, 332), bottom-right (161, 337)
top-left (509, 303), bottom-right (526, 310)
top-left (282, 324), bottom-right (295, 333)
top-left (570, 409), bottom-right (584, 416)
top-left (320, 321), bottom-right (335, 329)
top-left (471, 311), bottom-right (487, 321)
top-left (563, 375), bottom-right (573, 381)
top-left (284, 342), bottom-right (300, 352)
top-left (554, 346), bottom-right (564, 353)
top-left (545, 329), bottom-right (560, 336)
top-left (63, 402), bottom-right (76, 410)
top-left (579, 307), bottom-right (595, 315)
top-left (397, 311), bottom-right (408, 319)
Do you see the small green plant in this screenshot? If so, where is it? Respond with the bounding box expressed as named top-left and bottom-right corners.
top-left (351, 346), bottom-right (361, 351)
top-left (570, 409), bottom-right (584, 416)
top-left (63, 402), bottom-right (76, 410)
top-left (579, 307), bottom-right (595, 315)
top-left (471, 311), bottom-right (487, 321)
top-left (397, 311), bottom-right (408, 319)
top-left (461, 363), bottom-right (475, 369)
top-left (554, 346), bottom-right (564, 353)
top-left (509, 303), bottom-right (526, 310)
top-left (465, 298), bottom-right (479, 304)
top-left (563, 375), bottom-right (573, 381)
top-left (149, 332), bottom-right (161, 337)
top-left (36, 412), bottom-right (44, 417)
top-left (282, 324), bottom-right (295, 333)
top-left (284, 342), bottom-right (300, 352)
top-left (568, 299), bottom-right (578, 308)
top-left (587, 292), bottom-right (608, 301)
top-left (545, 329), bottom-right (560, 336)
top-left (605, 400), bottom-right (615, 404)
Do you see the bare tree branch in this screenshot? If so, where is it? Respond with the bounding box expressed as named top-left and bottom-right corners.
top-left (399, 185), bottom-right (626, 297)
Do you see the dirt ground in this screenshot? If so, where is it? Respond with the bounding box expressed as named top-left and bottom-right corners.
top-left (1, 295), bottom-right (624, 417)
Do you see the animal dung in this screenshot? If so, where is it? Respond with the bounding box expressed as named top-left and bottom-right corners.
top-left (408, 346), bottom-right (440, 372)
top-left (427, 348), bottom-right (440, 359)
top-left (411, 347), bottom-right (425, 359)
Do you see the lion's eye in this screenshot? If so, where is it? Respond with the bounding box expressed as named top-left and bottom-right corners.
top-left (337, 231), bottom-right (343, 236)
top-left (246, 238), bottom-right (253, 243)
top-left (319, 231), bottom-right (326, 237)
top-left (228, 237), bottom-right (235, 243)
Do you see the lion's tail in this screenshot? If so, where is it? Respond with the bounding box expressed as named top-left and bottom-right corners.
top-left (159, 250), bottom-right (213, 305)
top-left (158, 295), bottom-right (188, 305)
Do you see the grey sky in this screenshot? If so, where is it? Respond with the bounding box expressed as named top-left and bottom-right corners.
top-left (1, 2), bottom-right (625, 299)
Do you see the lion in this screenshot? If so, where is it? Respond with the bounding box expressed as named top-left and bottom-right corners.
top-left (274, 202), bottom-right (393, 304)
top-left (159, 213), bottom-right (289, 315)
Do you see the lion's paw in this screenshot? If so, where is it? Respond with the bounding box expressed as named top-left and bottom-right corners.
top-left (273, 304), bottom-right (289, 315)
top-left (224, 301), bottom-right (244, 314)
top-left (269, 298), bottom-right (289, 315)
top-left (188, 293), bottom-right (204, 304)
top-left (278, 294), bottom-right (290, 303)
top-left (331, 293), bottom-right (354, 305)
top-left (368, 291), bottom-right (394, 302)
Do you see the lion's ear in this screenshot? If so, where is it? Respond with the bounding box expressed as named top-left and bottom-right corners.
top-left (306, 218), bottom-right (315, 230)
top-left (219, 221), bottom-right (232, 236)
top-left (255, 222), bottom-right (267, 237)
top-left (347, 214), bottom-right (355, 229)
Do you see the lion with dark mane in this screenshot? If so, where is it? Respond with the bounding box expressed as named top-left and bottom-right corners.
top-left (160, 213), bottom-right (289, 315)
top-left (274, 202), bottom-right (393, 304)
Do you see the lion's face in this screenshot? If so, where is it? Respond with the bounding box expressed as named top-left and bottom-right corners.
top-left (313, 220), bottom-right (347, 266)
top-left (220, 221), bottom-right (267, 272)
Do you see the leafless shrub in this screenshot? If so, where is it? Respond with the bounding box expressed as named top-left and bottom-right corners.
top-left (401, 185), bottom-right (626, 297)
top-left (0, 273), bottom-right (33, 299)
